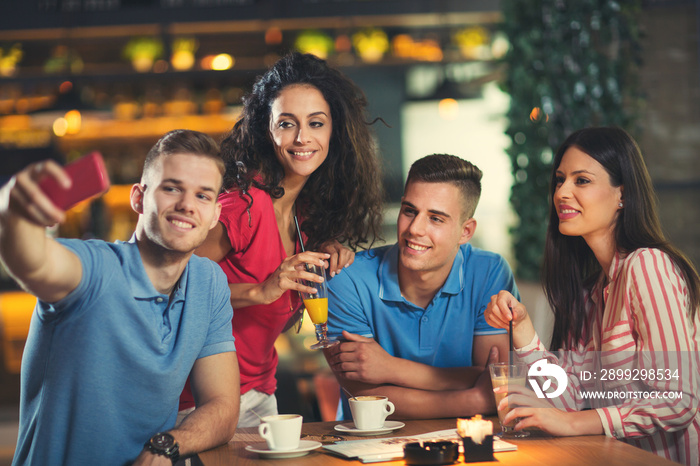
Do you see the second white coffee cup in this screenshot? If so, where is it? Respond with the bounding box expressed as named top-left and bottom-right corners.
top-left (258, 414), bottom-right (303, 451)
top-left (349, 395), bottom-right (395, 430)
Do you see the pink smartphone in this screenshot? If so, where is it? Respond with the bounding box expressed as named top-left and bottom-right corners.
top-left (39, 152), bottom-right (111, 210)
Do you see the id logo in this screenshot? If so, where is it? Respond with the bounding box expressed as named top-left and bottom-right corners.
top-left (528, 359), bottom-right (568, 399)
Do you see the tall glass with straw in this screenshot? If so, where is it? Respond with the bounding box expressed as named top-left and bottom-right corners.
top-left (294, 216), bottom-right (339, 350)
top-left (487, 307), bottom-right (529, 438)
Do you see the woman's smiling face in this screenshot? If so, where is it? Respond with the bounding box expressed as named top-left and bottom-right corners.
top-left (553, 146), bottom-right (623, 244)
top-left (268, 84), bottom-right (332, 181)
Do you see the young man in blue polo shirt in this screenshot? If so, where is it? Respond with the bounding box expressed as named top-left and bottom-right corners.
top-left (0, 130), bottom-right (240, 465)
top-left (324, 154), bottom-right (517, 419)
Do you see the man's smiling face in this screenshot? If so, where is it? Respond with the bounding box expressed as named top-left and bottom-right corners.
top-left (134, 152), bottom-right (222, 255)
top-left (397, 180), bottom-right (472, 276)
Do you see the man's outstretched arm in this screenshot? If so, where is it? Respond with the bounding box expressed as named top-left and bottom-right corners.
top-left (0, 161), bottom-right (82, 303)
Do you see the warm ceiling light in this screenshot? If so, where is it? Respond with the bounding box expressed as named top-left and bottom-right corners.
top-left (211, 54), bottom-right (234, 71)
top-left (53, 117), bottom-right (68, 137)
top-left (438, 98), bottom-right (459, 121)
top-left (64, 109), bottom-right (82, 134)
top-left (171, 37), bottom-right (198, 71)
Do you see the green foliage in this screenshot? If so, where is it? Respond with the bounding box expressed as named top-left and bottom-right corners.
top-left (500, 0), bottom-right (643, 280)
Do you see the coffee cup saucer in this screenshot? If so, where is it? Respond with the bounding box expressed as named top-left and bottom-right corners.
top-left (245, 440), bottom-right (322, 458)
top-left (334, 420), bottom-right (405, 436)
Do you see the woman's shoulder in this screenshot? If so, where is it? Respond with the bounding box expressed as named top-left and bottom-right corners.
top-left (620, 247), bottom-right (684, 283)
top-left (218, 186), bottom-right (271, 214)
top-left (217, 186), bottom-right (274, 244)
top-left (623, 247), bottom-right (671, 266)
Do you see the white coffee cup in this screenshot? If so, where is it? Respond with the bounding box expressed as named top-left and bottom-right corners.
top-left (258, 414), bottom-right (303, 451)
top-left (348, 395), bottom-right (395, 430)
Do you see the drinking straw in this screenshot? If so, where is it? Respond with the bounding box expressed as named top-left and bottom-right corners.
top-left (293, 214), bottom-right (305, 252)
top-left (508, 306), bottom-right (514, 366)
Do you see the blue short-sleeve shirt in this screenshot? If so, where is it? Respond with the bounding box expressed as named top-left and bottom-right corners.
top-left (12, 238), bottom-right (235, 466)
top-left (327, 243), bottom-right (517, 418)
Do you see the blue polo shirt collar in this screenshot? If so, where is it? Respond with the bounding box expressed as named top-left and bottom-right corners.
top-left (378, 243), bottom-right (467, 303)
top-left (121, 237), bottom-right (188, 302)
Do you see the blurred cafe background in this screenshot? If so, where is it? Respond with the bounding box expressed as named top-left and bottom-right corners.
top-left (0, 0), bottom-right (699, 462)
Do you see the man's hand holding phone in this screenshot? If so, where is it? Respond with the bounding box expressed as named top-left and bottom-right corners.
top-left (2, 160), bottom-right (72, 227)
top-left (39, 151), bottom-right (110, 212)
top-left (3, 152), bottom-right (110, 227)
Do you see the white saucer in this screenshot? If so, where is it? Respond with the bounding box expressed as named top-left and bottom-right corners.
top-left (245, 440), bottom-right (322, 458)
top-left (334, 420), bottom-right (406, 436)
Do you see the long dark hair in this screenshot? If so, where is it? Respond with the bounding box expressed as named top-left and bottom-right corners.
top-left (220, 52), bottom-right (384, 251)
top-left (543, 126), bottom-right (700, 349)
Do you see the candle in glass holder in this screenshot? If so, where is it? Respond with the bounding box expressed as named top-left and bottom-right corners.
top-left (457, 415), bottom-right (495, 463)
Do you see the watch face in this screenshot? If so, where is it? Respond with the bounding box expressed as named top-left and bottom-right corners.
top-left (152, 433), bottom-right (175, 449)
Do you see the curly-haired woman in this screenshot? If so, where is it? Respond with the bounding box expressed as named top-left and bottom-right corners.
top-left (179, 52), bottom-right (384, 427)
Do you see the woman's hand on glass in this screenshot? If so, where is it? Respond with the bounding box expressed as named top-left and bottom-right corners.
top-left (500, 384), bottom-right (603, 437)
top-left (319, 240), bottom-right (354, 277)
top-left (259, 251), bottom-right (330, 304)
top-left (485, 290), bottom-right (535, 348)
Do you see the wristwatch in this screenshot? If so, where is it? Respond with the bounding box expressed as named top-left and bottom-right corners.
top-left (145, 432), bottom-right (180, 464)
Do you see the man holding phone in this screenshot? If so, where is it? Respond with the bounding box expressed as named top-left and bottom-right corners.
top-left (0, 129), bottom-right (239, 465)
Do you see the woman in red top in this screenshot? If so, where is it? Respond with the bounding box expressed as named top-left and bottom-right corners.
top-left (486, 127), bottom-right (700, 464)
top-left (179, 52), bottom-right (384, 427)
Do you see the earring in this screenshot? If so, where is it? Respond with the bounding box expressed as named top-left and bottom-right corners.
top-left (618, 202), bottom-right (623, 208)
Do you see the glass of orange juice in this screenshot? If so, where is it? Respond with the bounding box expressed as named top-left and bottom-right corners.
top-left (301, 264), bottom-right (339, 350)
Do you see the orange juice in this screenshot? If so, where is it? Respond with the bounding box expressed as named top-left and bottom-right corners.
top-left (303, 297), bottom-right (328, 324)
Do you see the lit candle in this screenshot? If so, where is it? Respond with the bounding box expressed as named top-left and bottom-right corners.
top-left (457, 415), bottom-right (493, 445)
top-left (457, 415), bottom-right (495, 463)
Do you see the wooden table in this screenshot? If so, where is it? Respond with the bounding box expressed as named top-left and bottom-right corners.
top-left (198, 418), bottom-right (677, 465)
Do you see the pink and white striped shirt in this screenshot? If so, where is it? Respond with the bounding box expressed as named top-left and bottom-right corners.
top-left (518, 248), bottom-right (700, 465)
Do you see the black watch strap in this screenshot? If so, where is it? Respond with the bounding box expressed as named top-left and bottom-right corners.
top-left (145, 432), bottom-right (180, 464)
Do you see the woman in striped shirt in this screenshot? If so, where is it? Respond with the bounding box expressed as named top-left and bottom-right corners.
top-left (486, 126), bottom-right (699, 465)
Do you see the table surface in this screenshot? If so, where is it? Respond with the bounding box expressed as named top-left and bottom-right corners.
top-left (197, 417), bottom-right (678, 466)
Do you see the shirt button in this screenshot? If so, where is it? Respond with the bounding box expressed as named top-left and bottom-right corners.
top-left (156, 297), bottom-right (164, 303)
top-left (422, 317), bottom-right (428, 323)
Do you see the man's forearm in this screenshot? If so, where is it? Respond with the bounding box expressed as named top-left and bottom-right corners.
top-left (173, 352), bottom-right (241, 456)
top-left (387, 359), bottom-right (484, 391)
top-left (0, 212), bottom-right (81, 302)
top-left (169, 396), bottom-right (239, 456)
top-left (0, 174), bottom-right (84, 303)
top-left (0, 210), bottom-right (50, 285)
top-left (324, 337), bottom-right (486, 391)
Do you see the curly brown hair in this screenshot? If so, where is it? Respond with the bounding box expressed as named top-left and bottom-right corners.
top-left (220, 52), bottom-right (384, 251)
